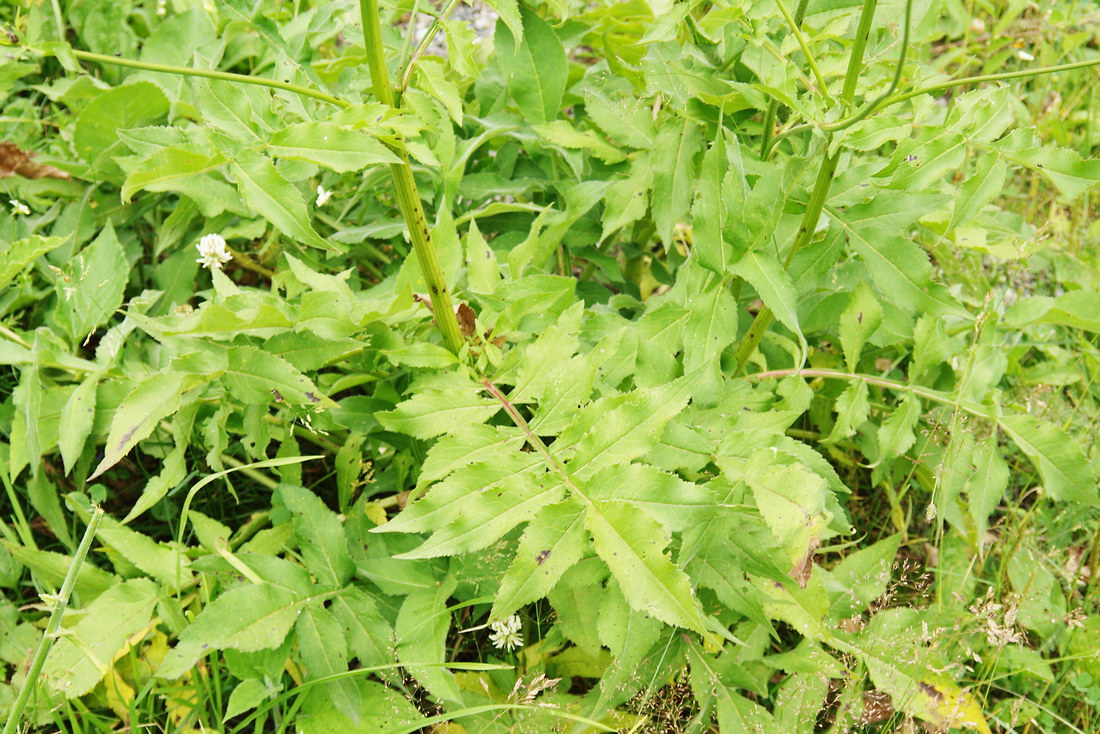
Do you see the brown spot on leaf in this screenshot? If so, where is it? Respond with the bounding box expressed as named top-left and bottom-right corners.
top-left (0, 141), bottom-right (71, 180)
top-left (271, 389), bottom-right (284, 402)
top-left (790, 536), bottom-right (821, 588)
top-left (305, 392), bottom-right (320, 403)
top-left (535, 549), bottom-right (551, 565)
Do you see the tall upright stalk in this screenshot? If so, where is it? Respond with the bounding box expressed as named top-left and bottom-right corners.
top-left (2, 507), bottom-right (104, 734)
top-left (360, 0), bottom-right (465, 355)
top-left (733, 0), bottom-right (880, 374)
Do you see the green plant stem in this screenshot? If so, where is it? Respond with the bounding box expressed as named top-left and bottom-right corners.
top-left (750, 368), bottom-right (996, 421)
top-left (2, 506), bottom-right (104, 734)
top-left (773, 0), bottom-right (830, 100)
top-left (360, 0), bottom-right (465, 354)
top-left (758, 0), bottom-right (811, 156)
top-left (769, 0), bottom-right (913, 152)
top-left (398, 0), bottom-right (462, 94)
top-left (67, 49), bottom-right (348, 108)
top-left (733, 0), bottom-right (878, 375)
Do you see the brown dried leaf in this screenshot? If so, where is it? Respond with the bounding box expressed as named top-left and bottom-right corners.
top-left (456, 303), bottom-right (477, 337)
top-left (0, 141), bottom-right (71, 180)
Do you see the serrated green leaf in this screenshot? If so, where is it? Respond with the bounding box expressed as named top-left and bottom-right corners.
top-left (158, 583), bottom-right (310, 679)
top-left (825, 380), bottom-right (870, 444)
top-left (731, 249), bottom-right (807, 361)
top-left (826, 534), bottom-right (901, 620)
top-left (395, 580), bottom-right (462, 705)
top-left (295, 602), bottom-right (359, 723)
top-left (1000, 415), bottom-right (1097, 505)
top-left (377, 386), bottom-right (499, 440)
top-left (559, 378), bottom-right (693, 479)
top-left (831, 213), bottom-right (968, 318)
top-left (278, 485), bottom-right (353, 588)
top-left (230, 151), bottom-right (336, 252)
top-left (967, 438), bottom-right (1009, 546)
top-left (877, 393), bottom-right (920, 459)
top-left (534, 120), bottom-right (626, 164)
top-left (493, 501), bottom-right (587, 619)
top-left (0, 236), bottom-right (67, 291)
top-left (586, 500), bottom-right (712, 638)
top-left (329, 588), bottom-right (397, 675)
top-left (121, 147), bottom-right (227, 202)
top-left (693, 125), bottom-right (737, 275)
top-left (89, 372), bottom-right (189, 481)
top-left (74, 81), bottom-right (169, 174)
top-left (949, 154), bottom-right (1006, 231)
top-left (838, 282), bottom-right (882, 372)
top-left (266, 122), bottom-right (400, 172)
top-left (652, 117), bottom-right (703, 248)
top-left (53, 223), bottom-right (128, 344)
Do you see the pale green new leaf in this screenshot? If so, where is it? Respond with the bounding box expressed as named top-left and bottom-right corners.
top-left (229, 151), bottom-right (336, 252)
top-left (43, 579), bottom-right (159, 697)
top-left (586, 499), bottom-right (712, 638)
top-left (693, 125), bottom-right (737, 275)
top-left (267, 122), bottom-right (400, 172)
top-left (493, 500), bottom-right (588, 620)
top-left (534, 120), bottom-right (626, 164)
top-left (825, 381), bottom-right (870, 444)
top-left (1000, 415), bottom-right (1098, 505)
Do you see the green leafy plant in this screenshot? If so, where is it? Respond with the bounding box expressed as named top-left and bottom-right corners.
top-left (2, 0), bottom-right (1100, 731)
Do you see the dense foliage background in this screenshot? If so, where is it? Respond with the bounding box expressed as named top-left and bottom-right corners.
top-left (2, 0), bottom-right (1100, 731)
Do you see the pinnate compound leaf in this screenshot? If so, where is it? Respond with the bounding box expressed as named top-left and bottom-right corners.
top-left (832, 214), bottom-right (968, 319)
top-left (999, 415), bottom-right (1098, 505)
top-left (278, 485), bottom-right (353, 588)
top-left (158, 583), bottom-right (310, 679)
top-left (585, 499), bottom-right (712, 639)
top-left (559, 378), bottom-right (693, 479)
top-left (43, 579), bottom-right (159, 697)
top-left (89, 372), bottom-right (189, 481)
top-left (398, 472), bottom-right (565, 559)
top-left (230, 151), bottom-right (337, 252)
top-left (266, 122), bottom-right (400, 172)
top-left (494, 7), bottom-right (565, 123)
top-left (378, 386), bottom-right (499, 440)
top-left (492, 500), bottom-right (587, 620)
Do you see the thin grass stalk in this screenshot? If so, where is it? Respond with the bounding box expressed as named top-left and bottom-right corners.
top-left (2, 506), bottom-right (104, 734)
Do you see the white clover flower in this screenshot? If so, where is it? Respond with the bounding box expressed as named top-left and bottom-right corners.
top-left (155, 0), bottom-right (168, 16)
top-left (195, 233), bottom-right (233, 271)
top-left (1017, 50), bottom-right (1035, 62)
top-left (316, 184), bottom-right (333, 207)
top-left (488, 615), bottom-right (523, 651)
top-left (9, 199), bottom-right (30, 216)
